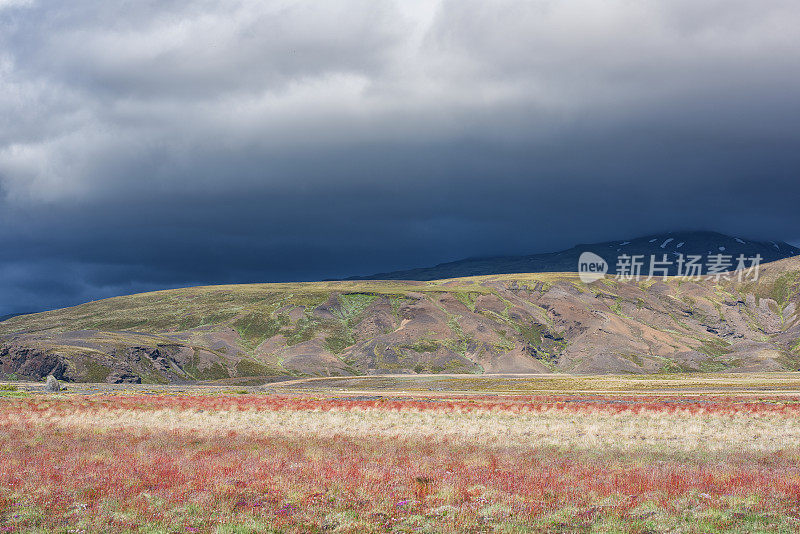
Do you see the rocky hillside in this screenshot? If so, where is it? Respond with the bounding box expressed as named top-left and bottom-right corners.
top-left (1, 257), bottom-right (799, 383)
top-left (349, 231), bottom-right (800, 280)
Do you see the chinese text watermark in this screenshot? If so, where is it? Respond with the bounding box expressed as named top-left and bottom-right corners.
top-left (578, 253), bottom-right (762, 283)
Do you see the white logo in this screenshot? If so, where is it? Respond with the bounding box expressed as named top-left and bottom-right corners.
top-left (578, 252), bottom-right (608, 283)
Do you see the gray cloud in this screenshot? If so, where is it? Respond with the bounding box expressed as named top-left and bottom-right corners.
top-left (1, 0), bottom-right (799, 314)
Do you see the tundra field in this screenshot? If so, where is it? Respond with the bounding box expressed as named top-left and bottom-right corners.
top-left (4, 375), bottom-right (800, 532)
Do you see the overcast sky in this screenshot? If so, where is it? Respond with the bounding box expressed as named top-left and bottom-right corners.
top-left (1, 0), bottom-right (800, 314)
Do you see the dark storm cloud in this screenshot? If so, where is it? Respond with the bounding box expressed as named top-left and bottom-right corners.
top-left (1, 0), bottom-right (800, 314)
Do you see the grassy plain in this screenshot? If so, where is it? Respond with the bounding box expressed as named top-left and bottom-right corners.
top-left (3, 374), bottom-right (800, 532)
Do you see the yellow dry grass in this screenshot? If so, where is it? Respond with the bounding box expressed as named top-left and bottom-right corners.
top-left (12, 404), bottom-right (800, 454)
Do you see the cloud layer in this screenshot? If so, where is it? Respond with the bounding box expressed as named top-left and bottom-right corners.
top-left (1, 0), bottom-right (800, 314)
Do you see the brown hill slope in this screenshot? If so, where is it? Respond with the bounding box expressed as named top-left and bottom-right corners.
top-left (1, 259), bottom-right (799, 383)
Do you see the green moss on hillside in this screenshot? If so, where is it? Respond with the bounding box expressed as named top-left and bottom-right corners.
top-left (235, 359), bottom-right (277, 377)
top-left (454, 291), bottom-right (481, 312)
top-left (283, 314), bottom-right (322, 346)
top-left (334, 294), bottom-right (377, 325)
top-left (698, 338), bottom-right (733, 358)
top-left (771, 271), bottom-right (800, 306)
top-left (407, 339), bottom-right (441, 353)
top-left (84, 361), bottom-right (111, 382)
top-left (232, 312), bottom-right (287, 349)
top-left (183, 351), bottom-right (230, 381)
top-left (515, 323), bottom-right (543, 347)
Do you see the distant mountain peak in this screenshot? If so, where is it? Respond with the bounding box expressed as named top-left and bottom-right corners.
top-left (348, 231), bottom-right (800, 281)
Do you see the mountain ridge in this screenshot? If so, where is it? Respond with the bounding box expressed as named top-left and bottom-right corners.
top-left (0, 312), bottom-right (32, 323)
top-left (347, 231), bottom-right (800, 281)
top-left (1, 250), bottom-right (799, 383)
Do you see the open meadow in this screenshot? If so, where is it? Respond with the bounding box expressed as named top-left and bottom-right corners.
top-left (3, 374), bottom-right (800, 533)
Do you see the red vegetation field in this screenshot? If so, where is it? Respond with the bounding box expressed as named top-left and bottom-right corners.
top-left (2, 393), bottom-right (800, 532)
